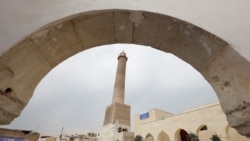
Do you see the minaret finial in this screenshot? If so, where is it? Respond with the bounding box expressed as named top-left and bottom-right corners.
top-left (118, 50), bottom-right (127, 60)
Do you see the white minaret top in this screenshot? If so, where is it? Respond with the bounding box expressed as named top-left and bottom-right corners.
top-left (112, 51), bottom-right (128, 104)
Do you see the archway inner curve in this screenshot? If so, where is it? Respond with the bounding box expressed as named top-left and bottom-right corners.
top-left (0, 9), bottom-right (250, 136)
top-left (158, 131), bottom-right (170, 141)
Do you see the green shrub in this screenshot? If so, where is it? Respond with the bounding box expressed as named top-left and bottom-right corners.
top-left (210, 134), bottom-right (221, 141)
top-left (187, 132), bottom-right (199, 141)
top-left (135, 135), bottom-right (143, 141)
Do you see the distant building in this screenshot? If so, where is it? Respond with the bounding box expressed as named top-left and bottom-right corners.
top-left (85, 132), bottom-right (99, 141)
top-left (0, 128), bottom-right (40, 141)
top-left (39, 136), bottom-right (56, 141)
top-left (59, 133), bottom-right (98, 141)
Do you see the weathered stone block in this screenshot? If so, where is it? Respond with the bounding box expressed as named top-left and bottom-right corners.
top-left (132, 11), bottom-right (177, 52)
top-left (31, 20), bottom-right (83, 67)
top-left (203, 46), bottom-right (250, 136)
top-left (0, 39), bottom-right (51, 124)
top-left (170, 21), bottom-right (227, 72)
top-left (114, 10), bottom-right (133, 43)
top-left (72, 10), bottom-right (115, 49)
top-left (103, 102), bottom-right (130, 126)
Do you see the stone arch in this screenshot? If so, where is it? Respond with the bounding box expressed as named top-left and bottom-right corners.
top-left (145, 133), bottom-right (154, 141)
top-left (0, 9), bottom-right (250, 136)
top-left (157, 131), bottom-right (170, 141)
top-left (226, 125), bottom-right (250, 141)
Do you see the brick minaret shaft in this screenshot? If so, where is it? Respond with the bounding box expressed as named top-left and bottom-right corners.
top-left (102, 51), bottom-right (130, 126)
top-left (112, 51), bottom-right (127, 104)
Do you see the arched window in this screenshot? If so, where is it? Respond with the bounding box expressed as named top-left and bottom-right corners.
top-left (180, 130), bottom-right (188, 141)
top-left (200, 125), bottom-right (208, 131)
top-left (123, 128), bottom-right (128, 132)
top-left (145, 134), bottom-right (154, 141)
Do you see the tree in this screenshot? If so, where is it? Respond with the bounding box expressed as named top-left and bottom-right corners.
top-left (187, 132), bottom-right (199, 141)
top-left (210, 134), bottom-right (221, 141)
top-left (135, 135), bottom-right (143, 141)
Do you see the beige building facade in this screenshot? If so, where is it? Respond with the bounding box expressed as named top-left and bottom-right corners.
top-left (134, 102), bottom-right (250, 141)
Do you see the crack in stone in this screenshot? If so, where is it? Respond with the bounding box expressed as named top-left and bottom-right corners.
top-left (0, 107), bottom-right (17, 124)
top-left (112, 10), bottom-right (117, 43)
top-left (0, 90), bottom-right (25, 108)
top-left (131, 22), bottom-right (135, 44)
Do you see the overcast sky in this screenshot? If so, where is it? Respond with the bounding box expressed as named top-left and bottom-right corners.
top-left (0, 44), bottom-right (218, 137)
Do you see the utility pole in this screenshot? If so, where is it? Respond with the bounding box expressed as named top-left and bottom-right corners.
top-left (59, 127), bottom-right (64, 140)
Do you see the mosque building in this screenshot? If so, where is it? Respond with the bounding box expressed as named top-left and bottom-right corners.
top-left (99, 51), bottom-right (250, 141)
top-left (1, 1), bottom-right (250, 140)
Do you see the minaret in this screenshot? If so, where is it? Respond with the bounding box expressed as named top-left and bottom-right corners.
top-left (101, 51), bottom-right (132, 141)
top-left (112, 51), bottom-right (127, 104)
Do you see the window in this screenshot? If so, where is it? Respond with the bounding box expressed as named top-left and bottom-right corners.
top-left (200, 125), bottom-right (208, 131)
top-left (118, 127), bottom-right (122, 133)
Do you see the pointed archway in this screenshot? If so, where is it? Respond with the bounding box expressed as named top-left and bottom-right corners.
top-left (145, 133), bottom-right (154, 141)
top-left (180, 129), bottom-right (188, 141)
top-left (158, 131), bottom-right (170, 141)
top-left (174, 129), bottom-right (188, 141)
